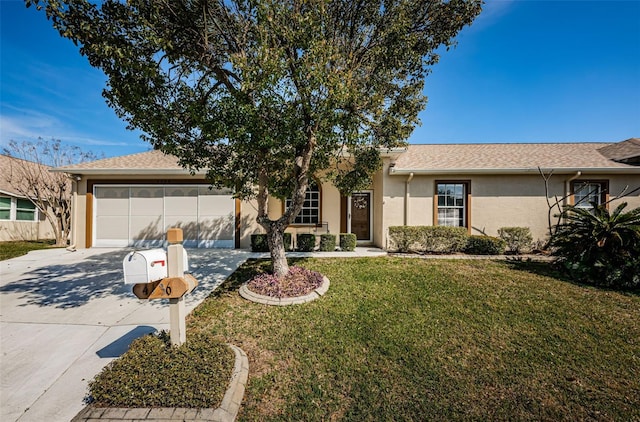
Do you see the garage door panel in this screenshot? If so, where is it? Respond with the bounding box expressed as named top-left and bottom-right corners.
top-left (165, 200), bottom-right (197, 216)
top-left (95, 216), bottom-right (129, 240)
top-left (130, 187), bottom-right (163, 216)
top-left (94, 184), bottom-right (235, 248)
top-left (164, 217), bottom-right (198, 240)
top-left (199, 214), bottom-right (234, 239)
top-left (165, 187), bottom-right (198, 217)
top-left (130, 215), bottom-right (163, 241)
top-left (95, 187), bottom-right (129, 217)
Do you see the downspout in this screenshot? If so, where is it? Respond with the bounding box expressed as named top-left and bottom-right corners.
top-left (405, 172), bottom-right (414, 225)
top-left (564, 171), bottom-right (582, 206)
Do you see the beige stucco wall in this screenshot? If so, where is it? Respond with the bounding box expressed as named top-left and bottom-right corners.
top-left (242, 180), bottom-right (345, 249)
top-left (68, 170), bottom-right (640, 250)
top-left (0, 220), bottom-right (54, 242)
top-left (380, 171), bottom-right (640, 248)
top-left (0, 204), bottom-right (56, 242)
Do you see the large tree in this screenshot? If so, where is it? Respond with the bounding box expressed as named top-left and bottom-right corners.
top-left (28, 0), bottom-right (482, 277)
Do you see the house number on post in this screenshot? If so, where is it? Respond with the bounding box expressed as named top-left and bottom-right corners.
top-left (123, 228), bottom-right (198, 346)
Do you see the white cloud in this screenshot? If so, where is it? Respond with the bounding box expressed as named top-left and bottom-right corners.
top-left (473, 0), bottom-right (516, 30)
top-left (0, 108), bottom-right (133, 149)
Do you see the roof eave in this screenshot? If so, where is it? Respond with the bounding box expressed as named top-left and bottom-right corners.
top-left (0, 189), bottom-right (24, 198)
top-left (50, 168), bottom-right (206, 176)
top-left (389, 167), bottom-right (640, 176)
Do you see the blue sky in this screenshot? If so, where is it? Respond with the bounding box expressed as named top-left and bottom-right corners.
top-left (1, 0), bottom-right (639, 158)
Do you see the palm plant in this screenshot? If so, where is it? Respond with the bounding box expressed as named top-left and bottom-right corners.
top-left (550, 202), bottom-right (640, 289)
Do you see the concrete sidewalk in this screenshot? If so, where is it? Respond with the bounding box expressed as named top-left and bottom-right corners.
top-left (0, 247), bottom-right (252, 422)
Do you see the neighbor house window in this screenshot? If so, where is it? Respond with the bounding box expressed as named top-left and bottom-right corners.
top-left (285, 181), bottom-right (320, 225)
top-left (436, 182), bottom-right (469, 228)
top-left (0, 197), bottom-right (11, 220)
top-left (16, 199), bottom-right (37, 221)
top-left (0, 197), bottom-right (37, 221)
top-left (572, 181), bottom-right (608, 210)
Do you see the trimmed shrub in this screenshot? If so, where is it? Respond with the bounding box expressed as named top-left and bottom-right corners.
top-left (422, 226), bottom-right (468, 253)
top-left (388, 226), bottom-right (423, 253)
top-left (498, 227), bottom-right (533, 254)
top-left (251, 234), bottom-right (268, 252)
top-left (251, 233), bottom-right (292, 252)
top-left (388, 226), bottom-right (468, 253)
top-left (297, 233), bottom-right (316, 252)
top-left (319, 234), bottom-right (337, 251)
top-left (465, 235), bottom-right (507, 255)
top-left (340, 233), bottom-right (357, 251)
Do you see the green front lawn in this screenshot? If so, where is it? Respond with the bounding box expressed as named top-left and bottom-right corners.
top-left (92, 257), bottom-right (640, 420)
top-left (0, 240), bottom-right (57, 261)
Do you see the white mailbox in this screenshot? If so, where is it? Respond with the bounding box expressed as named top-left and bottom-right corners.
top-left (123, 249), bottom-right (167, 285)
top-left (123, 249), bottom-right (190, 285)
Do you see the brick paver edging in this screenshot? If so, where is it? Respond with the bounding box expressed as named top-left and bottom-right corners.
top-left (71, 343), bottom-right (249, 422)
top-left (239, 276), bottom-right (330, 305)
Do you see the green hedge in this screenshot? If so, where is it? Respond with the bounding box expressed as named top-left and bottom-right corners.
top-left (340, 233), bottom-right (357, 251)
top-left (250, 233), bottom-right (292, 252)
top-left (465, 235), bottom-right (506, 255)
top-left (388, 226), bottom-right (468, 253)
top-left (319, 234), bottom-right (337, 251)
top-left (297, 233), bottom-right (316, 251)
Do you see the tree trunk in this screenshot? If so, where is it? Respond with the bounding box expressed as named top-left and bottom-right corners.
top-left (255, 132), bottom-right (316, 279)
top-left (256, 167), bottom-right (291, 278)
top-left (266, 221), bottom-right (289, 279)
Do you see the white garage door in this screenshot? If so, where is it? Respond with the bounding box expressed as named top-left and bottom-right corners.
top-left (94, 185), bottom-right (235, 248)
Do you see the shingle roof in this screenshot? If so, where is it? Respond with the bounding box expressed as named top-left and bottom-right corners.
top-left (54, 140), bottom-right (640, 175)
top-left (597, 138), bottom-right (640, 164)
top-left (0, 154), bottom-right (52, 197)
top-left (54, 149), bottom-right (188, 174)
top-left (391, 141), bottom-right (640, 174)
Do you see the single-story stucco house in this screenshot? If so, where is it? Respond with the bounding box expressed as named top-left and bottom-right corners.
top-left (0, 154), bottom-right (56, 242)
top-left (53, 138), bottom-right (640, 250)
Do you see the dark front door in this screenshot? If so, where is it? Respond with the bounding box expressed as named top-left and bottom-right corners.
top-left (350, 192), bottom-right (371, 241)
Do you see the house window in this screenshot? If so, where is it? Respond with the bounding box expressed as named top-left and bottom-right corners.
top-left (0, 197), bottom-right (37, 221)
top-left (436, 182), bottom-right (469, 228)
top-left (0, 197), bottom-right (10, 220)
top-left (572, 181), bottom-right (608, 210)
top-left (285, 181), bottom-right (320, 225)
top-left (16, 199), bottom-right (37, 221)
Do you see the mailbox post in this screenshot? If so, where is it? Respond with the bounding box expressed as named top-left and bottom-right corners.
top-left (167, 228), bottom-right (186, 346)
top-left (123, 228), bottom-right (198, 347)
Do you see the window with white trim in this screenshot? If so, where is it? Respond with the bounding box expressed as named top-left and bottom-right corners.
top-left (285, 181), bottom-right (320, 225)
top-left (572, 181), bottom-right (608, 210)
top-left (0, 196), bottom-right (38, 221)
top-left (436, 182), bottom-right (467, 227)
top-left (0, 197), bottom-right (11, 220)
top-left (16, 199), bottom-right (37, 221)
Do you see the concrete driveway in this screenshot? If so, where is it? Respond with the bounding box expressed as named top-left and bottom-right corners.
top-left (0, 247), bottom-right (251, 422)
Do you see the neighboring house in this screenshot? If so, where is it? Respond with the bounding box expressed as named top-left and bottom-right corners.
top-left (0, 154), bottom-right (56, 242)
top-left (54, 139), bottom-right (640, 250)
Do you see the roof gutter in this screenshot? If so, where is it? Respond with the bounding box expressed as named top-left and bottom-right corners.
top-left (0, 189), bottom-right (27, 198)
top-left (49, 168), bottom-right (207, 176)
top-left (388, 167), bottom-right (640, 176)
